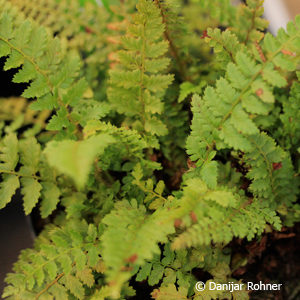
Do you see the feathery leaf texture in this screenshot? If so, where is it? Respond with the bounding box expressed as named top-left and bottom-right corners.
top-left (244, 133), bottom-right (298, 206)
top-left (187, 17), bottom-right (300, 189)
top-left (107, 0), bottom-right (174, 137)
top-left (101, 199), bottom-right (175, 297)
top-left (170, 179), bottom-right (281, 249)
top-left (0, 1), bottom-right (299, 299)
top-left (9, 0), bottom-right (110, 87)
top-left (277, 80), bottom-right (300, 150)
top-left (0, 1), bottom-right (97, 137)
top-left (2, 220), bottom-right (100, 300)
top-left (231, 0), bottom-right (268, 44)
top-left (0, 134), bottom-right (42, 214)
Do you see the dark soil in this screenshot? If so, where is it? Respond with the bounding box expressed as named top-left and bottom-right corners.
top-left (232, 224), bottom-right (300, 300)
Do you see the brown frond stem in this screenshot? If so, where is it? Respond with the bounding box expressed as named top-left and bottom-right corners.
top-left (35, 272), bottom-right (65, 300)
top-left (35, 262), bottom-right (76, 299)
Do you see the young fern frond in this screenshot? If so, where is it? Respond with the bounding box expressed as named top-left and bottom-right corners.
top-left (171, 179), bottom-right (281, 249)
top-left (204, 28), bottom-right (243, 70)
top-left (107, 0), bottom-right (174, 141)
top-left (101, 199), bottom-right (174, 298)
top-left (2, 220), bottom-right (101, 300)
top-left (186, 16), bottom-right (300, 188)
top-left (232, 0), bottom-right (268, 45)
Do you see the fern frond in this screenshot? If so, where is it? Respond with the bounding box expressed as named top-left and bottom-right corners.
top-left (136, 243), bottom-right (200, 295)
top-left (107, 0), bottom-right (174, 138)
top-left (151, 284), bottom-right (188, 300)
top-left (205, 28), bottom-right (242, 69)
top-left (0, 2), bottom-right (94, 138)
top-left (101, 199), bottom-right (175, 298)
top-left (186, 17), bottom-right (300, 187)
top-left (277, 80), bottom-right (300, 151)
top-left (132, 163), bottom-right (166, 210)
top-left (83, 120), bottom-right (148, 159)
top-left (0, 2), bottom-right (299, 299)
top-left (10, 0), bottom-right (106, 49)
top-left (191, 0), bottom-right (236, 28)
top-left (9, 0), bottom-right (110, 85)
top-left (171, 179), bottom-right (281, 249)
top-left (0, 134), bottom-right (64, 216)
top-left (244, 133), bottom-right (298, 207)
top-left (83, 120), bottom-right (157, 178)
top-left (2, 220), bottom-right (101, 300)
top-left (0, 134), bottom-right (43, 214)
top-left (0, 133), bottom-right (20, 209)
top-left (232, 0), bottom-right (268, 45)
top-left (18, 138), bottom-right (42, 214)
top-left (154, 0), bottom-right (189, 80)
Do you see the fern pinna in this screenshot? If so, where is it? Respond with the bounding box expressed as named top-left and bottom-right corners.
top-left (0, 0), bottom-right (299, 299)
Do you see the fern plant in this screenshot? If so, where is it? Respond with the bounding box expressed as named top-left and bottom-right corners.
top-left (0, 0), bottom-right (299, 299)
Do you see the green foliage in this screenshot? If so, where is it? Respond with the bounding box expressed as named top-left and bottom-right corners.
top-left (107, 0), bottom-right (174, 139)
top-left (0, 0), bottom-right (299, 299)
top-left (0, 0), bottom-right (107, 139)
top-left (276, 80), bottom-right (300, 150)
top-left (244, 133), bottom-right (298, 206)
top-left (231, 0), bottom-right (268, 44)
top-left (170, 179), bottom-right (281, 249)
top-left (44, 134), bottom-right (115, 189)
top-left (2, 220), bottom-right (101, 300)
top-left (9, 0), bottom-right (111, 94)
top-left (101, 199), bottom-right (174, 297)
